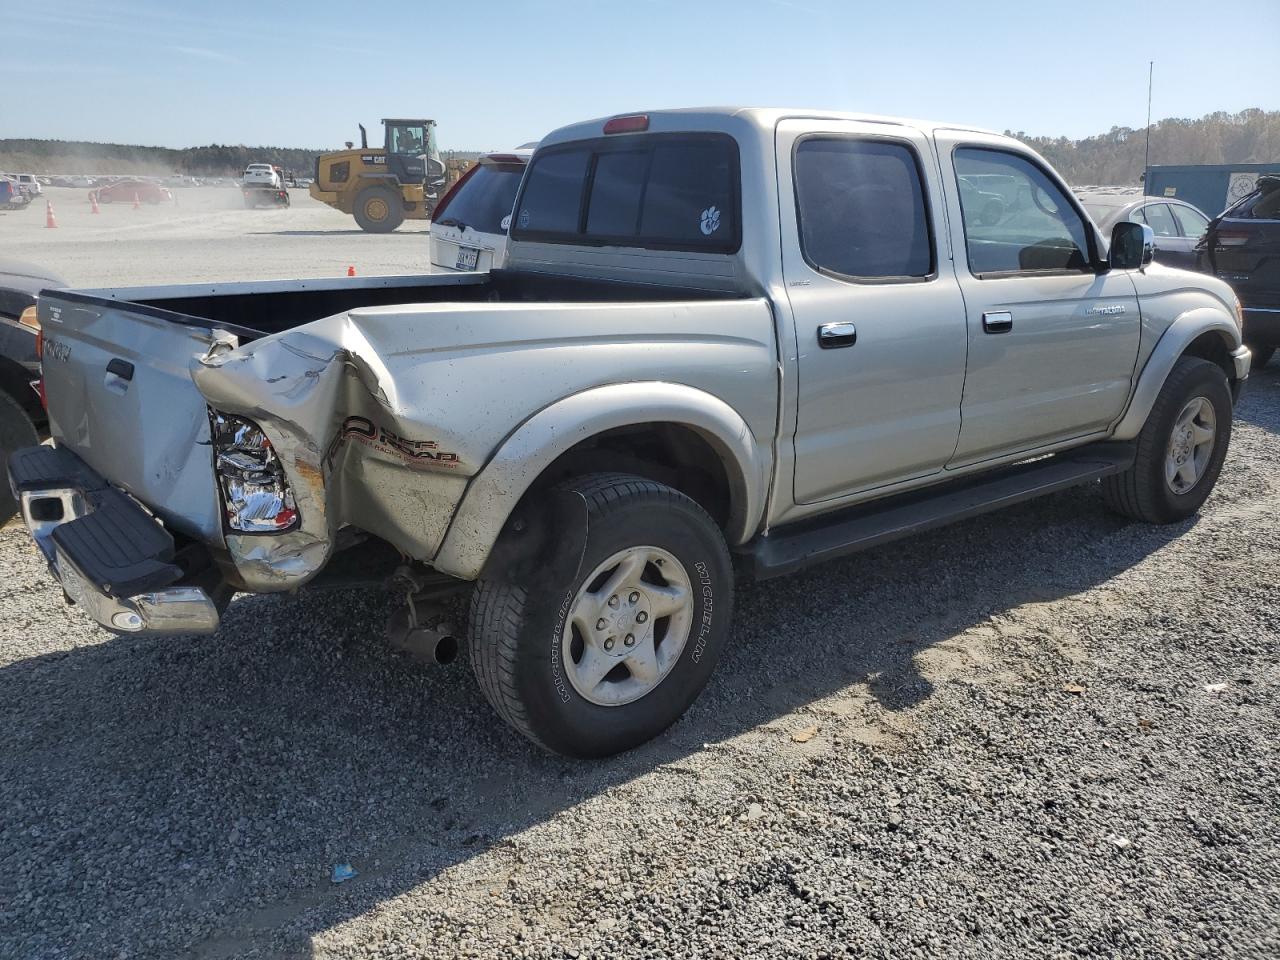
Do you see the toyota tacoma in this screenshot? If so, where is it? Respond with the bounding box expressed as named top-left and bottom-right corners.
top-left (9, 108), bottom-right (1251, 756)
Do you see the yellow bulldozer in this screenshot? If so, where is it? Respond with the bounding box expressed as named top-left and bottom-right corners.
top-left (310, 118), bottom-right (449, 232)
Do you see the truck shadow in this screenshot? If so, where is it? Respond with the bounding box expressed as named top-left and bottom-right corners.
top-left (1234, 361), bottom-right (1280, 435)
top-left (0, 485), bottom-right (1196, 958)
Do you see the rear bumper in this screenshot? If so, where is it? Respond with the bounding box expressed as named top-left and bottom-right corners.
top-left (7, 445), bottom-right (220, 636)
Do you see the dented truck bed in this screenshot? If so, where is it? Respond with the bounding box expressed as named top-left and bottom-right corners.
top-left (21, 270), bottom-right (772, 633)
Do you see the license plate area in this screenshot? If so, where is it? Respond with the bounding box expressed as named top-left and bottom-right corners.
top-left (455, 246), bottom-right (480, 271)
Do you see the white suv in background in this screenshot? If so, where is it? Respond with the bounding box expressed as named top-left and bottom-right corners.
top-left (242, 164), bottom-right (281, 188)
top-left (13, 175), bottom-right (41, 198)
top-left (428, 147), bottom-right (533, 271)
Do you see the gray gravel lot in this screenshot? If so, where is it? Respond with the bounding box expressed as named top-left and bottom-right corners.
top-left (0, 214), bottom-right (1276, 958)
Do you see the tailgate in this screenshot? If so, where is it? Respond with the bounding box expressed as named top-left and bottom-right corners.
top-left (40, 291), bottom-right (229, 544)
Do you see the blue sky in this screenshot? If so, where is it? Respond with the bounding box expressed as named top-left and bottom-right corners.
top-left (7, 0), bottom-right (1279, 151)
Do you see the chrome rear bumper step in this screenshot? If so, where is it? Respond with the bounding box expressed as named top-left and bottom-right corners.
top-left (8, 445), bottom-right (220, 636)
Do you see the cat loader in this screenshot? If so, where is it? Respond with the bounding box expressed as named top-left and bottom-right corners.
top-left (310, 119), bottom-right (447, 232)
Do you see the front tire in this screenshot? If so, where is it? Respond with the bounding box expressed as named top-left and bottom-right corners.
top-left (1102, 356), bottom-right (1232, 524)
top-left (468, 474), bottom-right (734, 757)
top-left (353, 186), bottom-right (404, 233)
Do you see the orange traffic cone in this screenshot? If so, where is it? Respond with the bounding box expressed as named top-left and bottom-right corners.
top-left (132, 192), bottom-right (141, 210)
top-left (45, 201), bottom-right (57, 229)
top-left (347, 265), bottom-right (356, 277)
top-left (89, 192), bottom-right (100, 214)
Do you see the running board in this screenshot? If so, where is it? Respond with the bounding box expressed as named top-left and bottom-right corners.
top-left (746, 443), bottom-right (1135, 580)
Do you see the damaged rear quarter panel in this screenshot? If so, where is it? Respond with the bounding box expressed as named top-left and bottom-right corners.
top-left (193, 298), bottom-right (777, 590)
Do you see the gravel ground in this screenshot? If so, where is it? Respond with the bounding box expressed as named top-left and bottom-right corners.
top-left (1, 186), bottom-right (435, 287)
top-left (1, 366), bottom-right (1276, 959)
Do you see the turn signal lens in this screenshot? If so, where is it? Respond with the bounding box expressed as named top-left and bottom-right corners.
top-left (210, 411), bottom-right (299, 533)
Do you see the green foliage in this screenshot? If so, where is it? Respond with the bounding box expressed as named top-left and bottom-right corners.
top-left (1011, 108), bottom-right (1280, 185)
top-left (0, 138), bottom-right (323, 177)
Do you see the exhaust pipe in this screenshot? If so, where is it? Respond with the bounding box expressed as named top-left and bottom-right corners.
top-left (386, 610), bottom-right (458, 665)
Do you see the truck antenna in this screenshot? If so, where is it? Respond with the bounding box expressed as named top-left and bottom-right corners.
top-left (1143, 61), bottom-right (1154, 182)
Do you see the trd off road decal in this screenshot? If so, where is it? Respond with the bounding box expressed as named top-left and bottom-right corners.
top-left (331, 415), bottom-right (460, 470)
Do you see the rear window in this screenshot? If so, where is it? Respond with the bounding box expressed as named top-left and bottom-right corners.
top-left (511, 133), bottom-right (740, 253)
top-left (1224, 178), bottom-right (1280, 220)
top-left (432, 161), bottom-right (526, 235)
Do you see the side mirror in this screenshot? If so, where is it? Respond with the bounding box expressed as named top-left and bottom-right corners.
top-left (1111, 221), bottom-right (1155, 270)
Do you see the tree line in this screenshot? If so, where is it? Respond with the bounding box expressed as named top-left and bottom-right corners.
top-left (1012, 108), bottom-right (1280, 185)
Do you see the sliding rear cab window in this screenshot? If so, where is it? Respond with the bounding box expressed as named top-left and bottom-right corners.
top-left (511, 133), bottom-right (740, 253)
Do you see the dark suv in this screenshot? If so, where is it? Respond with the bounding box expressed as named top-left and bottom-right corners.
top-left (1198, 176), bottom-right (1280, 369)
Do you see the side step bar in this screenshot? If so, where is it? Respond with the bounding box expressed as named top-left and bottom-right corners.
top-left (746, 443), bottom-right (1135, 580)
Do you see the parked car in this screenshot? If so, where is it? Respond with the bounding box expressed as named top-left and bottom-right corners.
top-left (0, 180), bottom-right (28, 210)
top-left (1197, 175), bottom-right (1280, 369)
top-left (93, 179), bottom-right (173, 204)
top-left (13, 174), bottom-right (42, 198)
top-left (9, 108), bottom-right (1249, 758)
top-left (242, 163), bottom-right (282, 189)
top-left (0, 258), bottom-right (67, 519)
top-left (1077, 192), bottom-right (1211, 270)
top-left (429, 148), bottom-right (533, 271)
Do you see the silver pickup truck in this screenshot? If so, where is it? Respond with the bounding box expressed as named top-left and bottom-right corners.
top-left (10, 108), bottom-right (1250, 756)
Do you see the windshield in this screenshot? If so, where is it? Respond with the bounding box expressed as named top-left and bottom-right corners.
top-left (433, 162), bottom-right (525, 234)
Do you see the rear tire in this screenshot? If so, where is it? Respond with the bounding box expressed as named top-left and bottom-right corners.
top-left (0, 390), bottom-right (39, 523)
top-left (1102, 356), bottom-right (1232, 524)
top-left (1249, 345), bottom-right (1274, 370)
top-left (468, 473), bottom-right (734, 757)
top-left (353, 185), bottom-right (404, 233)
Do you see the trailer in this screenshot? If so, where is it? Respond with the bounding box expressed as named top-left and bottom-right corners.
top-left (1144, 162), bottom-right (1280, 218)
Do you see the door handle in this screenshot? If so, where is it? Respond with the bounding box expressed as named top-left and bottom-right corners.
top-left (818, 322), bottom-right (857, 349)
top-left (982, 311), bottom-right (1013, 334)
top-left (106, 357), bottom-right (135, 381)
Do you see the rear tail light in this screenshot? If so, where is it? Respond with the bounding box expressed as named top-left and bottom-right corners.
top-left (1214, 229), bottom-right (1251, 248)
top-left (603, 114), bottom-right (649, 134)
top-left (18, 305), bottom-right (39, 331)
top-left (211, 412), bottom-right (299, 532)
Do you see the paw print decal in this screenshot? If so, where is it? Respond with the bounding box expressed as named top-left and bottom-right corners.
top-left (699, 205), bottom-right (721, 236)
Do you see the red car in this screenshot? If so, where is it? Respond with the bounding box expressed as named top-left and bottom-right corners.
top-left (93, 180), bottom-right (173, 205)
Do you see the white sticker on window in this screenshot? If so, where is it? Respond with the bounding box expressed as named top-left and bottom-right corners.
top-left (500, 214), bottom-right (512, 231)
top-left (700, 205), bottom-right (721, 236)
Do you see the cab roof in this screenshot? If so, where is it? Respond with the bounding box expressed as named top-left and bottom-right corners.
top-left (539, 106), bottom-right (1001, 149)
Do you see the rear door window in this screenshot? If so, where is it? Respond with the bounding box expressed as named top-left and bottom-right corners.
top-left (1171, 204), bottom-right (1209, 238)
top-left (512, 134), bottom-right (740, 252)
top-left (1139, 202), bottom-right (1179, 238)
top-left (793, 137), bottom-right (934, 281)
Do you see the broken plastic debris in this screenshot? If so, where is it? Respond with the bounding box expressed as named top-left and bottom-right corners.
top-left (1062, 683), bottom-right (1086, 695)
top-left (1105, 834), bottom-right (1132, 850)
top-left (331, 863), bottom-right (358, 883)
top-left (1204, 682), bottom-right (1228, 694)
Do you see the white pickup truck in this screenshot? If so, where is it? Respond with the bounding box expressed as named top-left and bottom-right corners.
top-left (11, 108), bottom-right (1250, 756)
